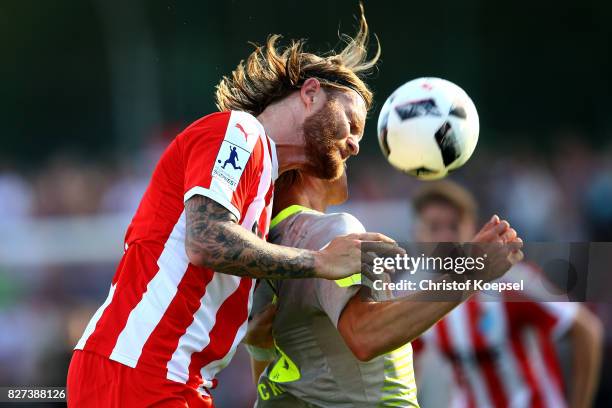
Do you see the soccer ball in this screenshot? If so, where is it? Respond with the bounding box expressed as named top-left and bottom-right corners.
top-left (377, 77), bottom-right (479, 180)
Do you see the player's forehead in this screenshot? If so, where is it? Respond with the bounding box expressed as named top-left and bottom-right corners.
top-left (419, 202), bottom-right (461, 222)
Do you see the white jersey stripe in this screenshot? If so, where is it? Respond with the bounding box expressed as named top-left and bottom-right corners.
top-left (523, 330), bottom-right (566, 408)
top-left (241, 133), bottom-right (273, 229)
top-left (166, 273), bottom-right (242, 383)
top-left (75, 283), bottom-right (116, 350)
top-left (447, 305), bottom-right (493, 408)
top-left (267, 137), bottom-right (279, 181)
top-left (200, 281), bottom-right (256, 381)
top-left (109, 211), bottom-right (189, 366)
top-left (487, 302), bottom-right (531, 408)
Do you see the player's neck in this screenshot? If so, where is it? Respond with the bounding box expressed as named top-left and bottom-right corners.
top-left (257, 104), bottom-right (308, 174)
top-left (271, 143), bottom-right (309, 175)
top-left (295, 191), bottom-right (328, 213)
top-left (273, 189), bottom-right (328, 217)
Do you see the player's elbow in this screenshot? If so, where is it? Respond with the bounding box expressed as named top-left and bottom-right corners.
top-left (185, 245), bottom-right (210, 268)
top-left (338, 296), bottom-right (383, 361)
top-left (572, 306), bottom-right (604, 349)
top-left (588, 315), bottom-right (604, 346)
top-left (348, 338), bottom-right (379, 362)
top-left (185, 223), bottom-right (227, 268)
top-left (185, 237), bottom-right (220, 269)
top-left (338, 317), bottom-right (378, 361)
top-left (571, 306), bottom-right (604, 353)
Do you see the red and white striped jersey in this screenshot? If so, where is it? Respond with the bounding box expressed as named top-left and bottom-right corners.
top-left (75, 111), bottom-right (278, 390)
top-left (414, 265), bottom-right (578, 408)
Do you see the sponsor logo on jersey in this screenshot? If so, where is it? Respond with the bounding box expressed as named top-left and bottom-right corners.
top-left (212, 118), bottom-right (255, 191)
top-left (213, 142), bottom-right (248, 190)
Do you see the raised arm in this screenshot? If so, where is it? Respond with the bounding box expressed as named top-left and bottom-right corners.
top-left (338, 215), bottom-right (523, 361)
top-left (185, 195), bottom-right (400, 280)
top-left (338, 280), bottom-right (479, 361)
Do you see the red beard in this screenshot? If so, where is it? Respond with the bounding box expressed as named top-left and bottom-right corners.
top-left (301, 99), bottom-right (346, 180)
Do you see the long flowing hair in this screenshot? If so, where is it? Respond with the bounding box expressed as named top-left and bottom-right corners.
top-left (215, 4), bottom-right (381, 116)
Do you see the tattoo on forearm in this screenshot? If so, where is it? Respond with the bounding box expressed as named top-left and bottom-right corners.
top-left (185, 195), bottom-right (316, 279)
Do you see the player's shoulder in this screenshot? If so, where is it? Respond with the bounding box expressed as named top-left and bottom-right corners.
top-left (314, 211), bottom-right (366, 235)
top-left (183, 111), bottom-right (231, 133)
top-left (177, 111), bottom-right (268, 169)
top-left (190, 110), bottom-right (262, 131)
top-left (180, 110), bottom-right (264, 140)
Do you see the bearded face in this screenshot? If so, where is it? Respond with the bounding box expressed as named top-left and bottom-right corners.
top-left (301, 97), bottom-right (350, 180)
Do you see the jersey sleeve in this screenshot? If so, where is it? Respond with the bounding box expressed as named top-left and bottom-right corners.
top-left (539, 302), bottom-right (579, 337)
top-left (506, 301), bottom-right (578, 338)
top-left (503, 262), bottom-right (578, 337)
top-left (181, 111), bottom-right (266, 221)
top-left (313, 213), bottom-right (367, 327)
top-left (500, 261), bottom-right (572, 302)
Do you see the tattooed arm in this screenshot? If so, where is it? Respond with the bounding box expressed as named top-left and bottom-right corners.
top-left (185, 195), bottom-right (316, 279)
top-left (185, 195), bottom-right (399, 280)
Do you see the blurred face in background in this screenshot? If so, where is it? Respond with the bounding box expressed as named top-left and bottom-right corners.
top-left (302, 89), bottom-right (365, 180)
top-left (415, 201), bottom-right (476, 242)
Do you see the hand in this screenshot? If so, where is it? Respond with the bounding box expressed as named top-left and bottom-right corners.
top-left (315, 232), bottom-right (406, 280)
top-left (470, 215), bottom-right (524, 282)
top-left (243, 304), bottom-right (276, 348)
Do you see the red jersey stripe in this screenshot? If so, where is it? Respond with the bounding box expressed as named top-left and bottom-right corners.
top-left (436, 319), bottom-right (478, 408)
top-left (537, 330), bottom-right (565, 398)
top-left (135, 266), bottom-right (215, 377)
top-left (187, 277), bottom-right (254, 386)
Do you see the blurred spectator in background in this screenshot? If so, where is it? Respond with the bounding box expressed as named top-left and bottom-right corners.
top-left (33, 156), bottom-right (107, 216)
top-left (411, 180), bottom-right (603, 408)
top-left (0, 163), bottom-right (33, 220)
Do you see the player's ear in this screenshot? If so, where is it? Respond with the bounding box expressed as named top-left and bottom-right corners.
top-left (300, 78), bottom-right (322, 111)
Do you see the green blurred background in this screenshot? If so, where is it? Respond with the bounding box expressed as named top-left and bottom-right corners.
top-left (2, 0), bottom-right (611, 162)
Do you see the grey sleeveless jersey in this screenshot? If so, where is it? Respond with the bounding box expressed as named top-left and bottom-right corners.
top-left (252, 207), bottom-right (419, 408)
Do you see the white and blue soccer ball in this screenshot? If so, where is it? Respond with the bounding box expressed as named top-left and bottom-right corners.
top-left (377, 77), bottom-right (480, 180)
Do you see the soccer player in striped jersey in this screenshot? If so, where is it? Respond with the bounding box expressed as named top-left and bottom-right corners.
top-left (66, 8), bottom-right (404, 408)
top-left (411, 181), bottom-right (603, 408)
top-left (246, 170), bottom-right (524, 407)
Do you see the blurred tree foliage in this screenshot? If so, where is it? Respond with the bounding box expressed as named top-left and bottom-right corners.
top-left (1, 0), bottom-right (610, 164)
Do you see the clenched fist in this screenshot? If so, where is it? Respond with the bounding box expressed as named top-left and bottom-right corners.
top-left (470, 215), bottom-right (524, 282)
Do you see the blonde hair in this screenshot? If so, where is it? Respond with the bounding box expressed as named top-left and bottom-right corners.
top-left (215, 4), bottom-right (380, 116)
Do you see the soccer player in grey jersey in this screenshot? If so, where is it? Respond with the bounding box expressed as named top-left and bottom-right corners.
top-left (245, 169), bottom-right (524, 408)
